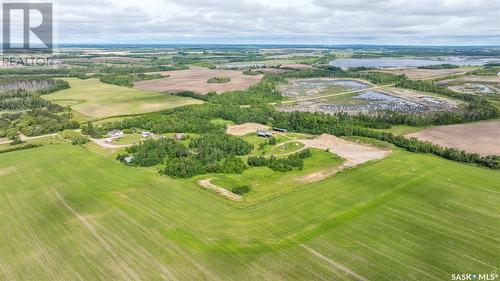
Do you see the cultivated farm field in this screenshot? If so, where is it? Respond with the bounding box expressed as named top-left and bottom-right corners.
top-left (407, 120), bottom-right (500, 156)
top-left (134, 67), bottom-right (263, 94)
top-left (374, 67), bottom-right (471, 80)
top-left (44, 78), bottom-right (203, 119)
top-left (0, 144), bottom-right (498, 280)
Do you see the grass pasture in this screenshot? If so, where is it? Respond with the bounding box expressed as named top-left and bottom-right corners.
top-left (0, 144), bottom-right (498, 280)
top-left (44, 78), bottom-right (203, 119)
top-left (208, 148), bottom-right (343, 203)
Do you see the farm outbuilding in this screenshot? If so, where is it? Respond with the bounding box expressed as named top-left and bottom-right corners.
top-left (257, 130), bottom-right (273, 138)
top-left (141, 131), bottom-right (153, 138)
top-left (174, 133), bottom-right (186, 140)
top-left (272, 127), bottom-right (288, 133)
top-left (108, 129), bottom-right (123, 138)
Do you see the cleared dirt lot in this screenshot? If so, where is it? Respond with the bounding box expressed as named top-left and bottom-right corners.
top-left (296, 134), bottom-right (391, 182)
top-left (298, 134), bottom-right (391, 166)
top-left (134, 67), bottom-right (263, 94)
top-left (280, 64), bottom-right (314, 70)
top-left (375, 67), bottom-right (469, 80)
top-left (407, 120), bottom-right (500, 156)
top-left (226, 123), bottom-right (270, 136)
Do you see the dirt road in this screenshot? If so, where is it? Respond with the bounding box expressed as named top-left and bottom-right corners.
top-left (198, 179), bottom-right (242, 202)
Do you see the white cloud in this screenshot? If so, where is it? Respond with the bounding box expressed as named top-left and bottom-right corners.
top-left (48, 0), bottom-right (500, 44)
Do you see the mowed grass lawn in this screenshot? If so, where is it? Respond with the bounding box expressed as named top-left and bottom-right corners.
top-left (44, 78), bottom-right (203, 119)
top-left (0, 145), bottom-right (499, 280)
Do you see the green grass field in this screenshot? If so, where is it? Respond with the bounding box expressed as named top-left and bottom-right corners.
top-left (0, 144), bottom-right (498, 280)
top-left (44, 78), bottom-right (203, 119)
top-left (206, 148), bottom-right (343, 204)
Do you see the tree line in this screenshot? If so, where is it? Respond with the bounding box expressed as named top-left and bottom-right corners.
top-left (99, 73), bottom-right (165, 87)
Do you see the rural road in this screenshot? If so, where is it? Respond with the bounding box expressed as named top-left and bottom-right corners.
top-left (0, 133), bottom-right (59, 145)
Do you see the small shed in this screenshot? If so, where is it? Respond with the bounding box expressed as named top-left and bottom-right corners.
top-left (141, 131), bottom-right (153, 138)
top-left (257, 130), bottom-right (273, 138)
top-left (272, 127), bottom-right (288, 133)
top-left (174, 133), bottom-right (186, 141)
top-left (108, 129), bottom-right (123, 138)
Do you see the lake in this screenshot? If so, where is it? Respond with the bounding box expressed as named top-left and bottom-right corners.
top-left (330, 57), bottom-right (500, 69)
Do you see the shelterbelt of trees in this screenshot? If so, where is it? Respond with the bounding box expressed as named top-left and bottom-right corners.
top-left (0, 77), bottom-right (77, 140)
top-left (99, 73), bottom-right (165, 87)
top-left (118, 134), bottom-right (252, 178)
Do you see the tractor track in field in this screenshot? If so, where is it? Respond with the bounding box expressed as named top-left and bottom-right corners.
top-left (300, 244), bottom-right (368, 281)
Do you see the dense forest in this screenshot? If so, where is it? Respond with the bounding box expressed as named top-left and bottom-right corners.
top-left (0, 77), bottom-right (70, 93)
top-left (118, 134), bottom-right (253, 178)
top-left (0, 78), bottom-right (77, 140)
top-left (0, 78), bottom-right (69, 111)
top-left (0, 110), bottom-right (79, 139)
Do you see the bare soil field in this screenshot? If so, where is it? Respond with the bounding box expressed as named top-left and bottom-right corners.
top-left (64, 57), bottom-right (148, 63)
top-left (134, 67), bottom-right (263, 94)
top-left (226, 123), bottom-right (270, 136)
top-left (374, 67), bottom-right (469, 80)
top-left (254, 68), bottom-right (289, 74)
top-left (407, 120), bottom-right (500, 156)
top-left (298, 134), bottom-right (391, 166)
top-left (435, 75), bottom-right (500, 85)
top-left (296, 134), bottom-right (391, 182)
top-left (81, 50), bottom-right (130, 56)
top-left (280, 64), bottom-right (314, 70)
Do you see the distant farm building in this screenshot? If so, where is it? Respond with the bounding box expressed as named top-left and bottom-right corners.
top-left (108, 129), bottom-right (123, 138)
top-left (257, 129), bottom-right (273, 138)
top-left (174, 133), bottom-right (186, 140)
top-left (124, 156), bottom-right (134, 164)
top-left (141, 131), bottom-right (153, 138)
top-left (272, 127), bottom-right (288, 133)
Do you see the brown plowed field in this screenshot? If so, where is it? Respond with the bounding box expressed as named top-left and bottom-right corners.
top-left (407, 120), bottom-right (500, 156)
top-left (134, 67), bottom-right (263, 94)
